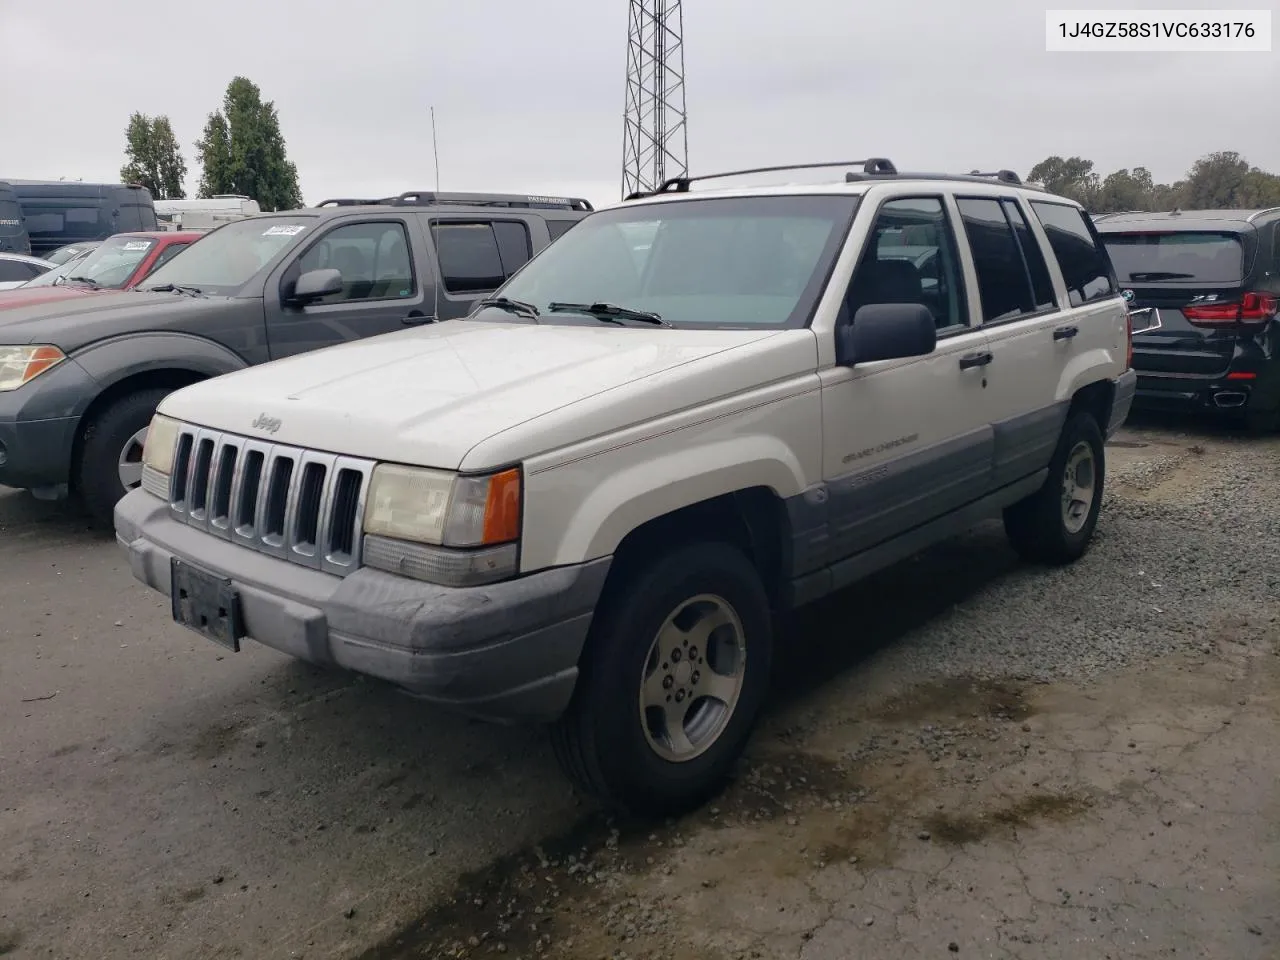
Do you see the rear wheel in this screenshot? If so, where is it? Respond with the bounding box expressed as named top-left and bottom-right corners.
top-left (77, 387), bottom-right (171, 527)
top-left (1003, 411), bottom-right (1105, 565)
top-left (551, 540), bottom-right (773, 817)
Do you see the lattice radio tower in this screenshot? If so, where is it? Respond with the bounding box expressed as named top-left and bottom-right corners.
top-left (622, 0), bottom-right (689, 198)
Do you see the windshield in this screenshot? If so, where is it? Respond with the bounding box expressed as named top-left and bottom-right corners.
top-left (21, 251), bottom-right (88, 287)
top-left (488, 195), bottom-right (859, 328)
top-left (57, 235), bottom-right (156, 289)
top-left (1102, 231), bottom-right (1245, 284)
top-left (142, 216), bottom-right (313, 295)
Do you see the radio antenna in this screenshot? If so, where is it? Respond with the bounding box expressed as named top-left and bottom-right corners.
top-left (431, 106), bottom-right (442, 324)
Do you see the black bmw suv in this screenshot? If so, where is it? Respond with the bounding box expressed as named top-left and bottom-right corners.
top-left (1094, 208), bottom-right (1280, 431)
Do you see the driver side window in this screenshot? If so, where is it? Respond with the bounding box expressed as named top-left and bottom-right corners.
top-left (845, 197), bottom-right (969, 334)
top-left (295, 221), bottom-right (415, 304)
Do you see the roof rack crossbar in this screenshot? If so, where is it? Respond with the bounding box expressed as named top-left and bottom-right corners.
top-left (965, 169), bottom-right (1023, 184)
top-left (646, 158), bottom-right (898, 197)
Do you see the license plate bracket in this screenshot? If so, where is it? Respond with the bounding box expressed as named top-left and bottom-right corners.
top-left (170, 557), bottom-right (245, 652)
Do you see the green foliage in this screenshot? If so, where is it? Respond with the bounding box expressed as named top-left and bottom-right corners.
top-left (195, 76), bottom-right (302, 211)
top-left (1027, 151), bottom-right (1280, 213)
top-left (119, 112), bottom-right (187, 200)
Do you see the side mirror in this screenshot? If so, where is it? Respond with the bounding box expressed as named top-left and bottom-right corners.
top-left (290, 268), bottom-right (343, 304)
top-left (836, 303), bottom-right (937, 366)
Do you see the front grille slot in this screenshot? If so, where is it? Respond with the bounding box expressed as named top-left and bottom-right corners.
top-left (210, 447), bottom-right (238, 526)
top-left (294, 463), bottom-right (327, 549)
top-left (166, 427), bottom-right (373, 576)
top-left (171, 434), bottom-right (194, 506)
top-left (262, 457), bottom-right (294, 545)
top-left (328, 469), bottom-right (363, 560)
top-left (235, 451), bottom-right (265, 535)
top-left (188, 438), bottom-right (216, 519)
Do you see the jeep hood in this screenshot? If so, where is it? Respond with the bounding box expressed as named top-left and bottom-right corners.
top-left (0, 290), bottom-right (235, 347)
top-left (161, 320), bottom-right (815, 470)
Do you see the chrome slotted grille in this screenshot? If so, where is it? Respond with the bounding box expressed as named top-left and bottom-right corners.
top-left (167, 426), bottom-right (374, 576)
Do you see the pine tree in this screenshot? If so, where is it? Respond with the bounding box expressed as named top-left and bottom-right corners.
top-left (195, 77), bottom-right (302, 210)
top-left (120, 112), bottom-right (187, 199)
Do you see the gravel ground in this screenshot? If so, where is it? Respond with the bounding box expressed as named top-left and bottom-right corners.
top-left (2, 415), bottom-right (1277, 959)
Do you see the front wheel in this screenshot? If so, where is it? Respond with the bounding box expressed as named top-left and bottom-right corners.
top-left (77, 387), bottom-right (171, 528)
top-left (1003, 411), bottom-right (1105, 565)
top-left (551, 541), bottom-right (773, 817)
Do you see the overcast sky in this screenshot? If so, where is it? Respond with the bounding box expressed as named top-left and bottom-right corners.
top-left (2, 0), bottom-right (1275, 209)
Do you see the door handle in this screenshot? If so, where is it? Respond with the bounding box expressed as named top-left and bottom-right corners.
top-left (958, 351), bottom-right (993, 370)
top-left (403, 311), bottom-right (435, 325)
top-left (1053, 325), bottom-right (1079, 341)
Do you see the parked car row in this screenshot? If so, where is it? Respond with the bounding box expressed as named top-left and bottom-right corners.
top-left (0, 180), bottom-right (159, 257)
top-left (0, 190), bottom-right (592, 522)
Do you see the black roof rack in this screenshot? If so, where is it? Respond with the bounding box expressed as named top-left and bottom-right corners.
top-left (313, 192), bottom-right (593, 212)
top-left (623, 160), bottom-right (1051, 201)
top-left (385, 191), bottom-right (593, 211)
top-left (626, 159), bottom-right (900, 201)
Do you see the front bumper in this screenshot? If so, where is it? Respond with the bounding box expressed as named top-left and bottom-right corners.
top-left (115, 489), bottom-right (612, 723)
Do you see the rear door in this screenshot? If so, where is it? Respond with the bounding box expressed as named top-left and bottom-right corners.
top-left (265, 216), bottom-right (428, 359)
top-left (1098, 227), bottom-right (1257, 378)
top-left (954, 195), bottom-right (1072, 488)
top-left (426, 216), bottom-right (537, 320)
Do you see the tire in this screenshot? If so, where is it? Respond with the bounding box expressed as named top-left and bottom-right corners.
top-left (77, 387), bottom-right (172, 528)
top-left (551, 540), bottom-right (773, 817)
top-left (1003, 411), bottom-right (1105, 566)
top-left (1244, 403), bottom-right (1280, 435)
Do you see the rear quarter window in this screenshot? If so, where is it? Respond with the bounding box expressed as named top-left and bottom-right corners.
top-left (1029, 201), bottom-right (1117, 306)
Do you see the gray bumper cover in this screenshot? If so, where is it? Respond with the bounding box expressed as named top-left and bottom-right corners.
top-left (115, 490), bottom-right (611, 723)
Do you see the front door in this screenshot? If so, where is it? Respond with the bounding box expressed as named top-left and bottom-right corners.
top-left (267, 218), bottom-right (427, 360)
top-left (819, 195), bottom-right (993, 566)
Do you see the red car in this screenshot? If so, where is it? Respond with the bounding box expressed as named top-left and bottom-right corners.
top-left (0, 231), bottom-right (203, 309)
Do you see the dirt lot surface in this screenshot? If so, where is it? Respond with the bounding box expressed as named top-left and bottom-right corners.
top-left (2, 418), bottom-right (1277, 960)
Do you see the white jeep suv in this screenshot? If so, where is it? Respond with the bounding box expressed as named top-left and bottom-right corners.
top-left (115, 160), bottom-right (1137, 815)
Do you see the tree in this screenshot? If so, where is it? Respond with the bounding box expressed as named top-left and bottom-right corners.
top-left (120, 112), bottom-right (187, 199)
top-left (195, 77), bottom-right (302, 211)
top-left (1027, 156), bottom-right (1100, 208)
top-left (1026, 151), bottom-right (1280, 213)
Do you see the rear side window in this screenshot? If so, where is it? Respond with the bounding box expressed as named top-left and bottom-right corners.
top-left (957, 197), bottom-right (1044, 324)
top-left (1101, 231), bottom-right (1246, 285)
top-left (1029, 201), bottom-right (1116, 306)
top-left (431, 220), bottom-right (531, 295)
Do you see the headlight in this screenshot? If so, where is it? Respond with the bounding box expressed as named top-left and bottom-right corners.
top-left (362, 464), bottom-right (522, 587)
top-left (139, 414), bottom-right (181, 498)
top-left (142, 414), bottom-right (181, 475)
top-left (0, 345), bottom-right (66, 392)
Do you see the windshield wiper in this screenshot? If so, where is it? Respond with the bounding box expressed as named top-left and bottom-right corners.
top-left (547, 301), bottom-right (670, 326)
top-left (148, 283), bottom-right (204, 296)
top-left (474, 296), bottom-right (541, 321)
top-left (63, 275), bottom-right (100, 288)
top-left (1128, 271), bottom-right (1195, 281)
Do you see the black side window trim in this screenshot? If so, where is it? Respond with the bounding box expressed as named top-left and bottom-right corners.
top-left (284, 217), bottom-right (419, 306)
top-left (954, 194), bottom-right (1059, 329)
